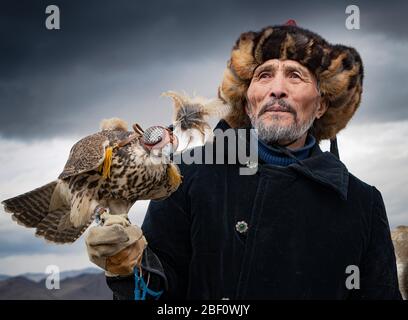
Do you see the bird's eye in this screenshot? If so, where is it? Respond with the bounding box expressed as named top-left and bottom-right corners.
top-left (142, 126), bottom-right (165, 145)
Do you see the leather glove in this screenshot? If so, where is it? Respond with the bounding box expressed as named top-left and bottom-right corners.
top-left (85, 213), bottom-right (147, 276)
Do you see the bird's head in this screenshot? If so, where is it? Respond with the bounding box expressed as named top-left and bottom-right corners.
top-left (126, 124), bottom-right (182, 201)
top-left (139, 125), bottom-right (179, 159)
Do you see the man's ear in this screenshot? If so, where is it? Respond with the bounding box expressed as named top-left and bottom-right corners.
top-left (315, 98), bottom-right (328, 119)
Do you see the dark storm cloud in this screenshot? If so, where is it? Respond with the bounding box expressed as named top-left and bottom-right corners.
top-left (0, 0), bottom-right (407, 139)
top-left (362, 1), bottom-right (408, 40)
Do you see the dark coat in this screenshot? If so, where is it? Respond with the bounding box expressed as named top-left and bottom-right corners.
top-left (107, 120), bottom-right (402, 300)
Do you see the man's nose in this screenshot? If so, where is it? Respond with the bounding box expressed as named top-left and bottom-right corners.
top-left (269, 77), bottom-right (288, 99)
top-left (271, 90), bottom-right (287, 99)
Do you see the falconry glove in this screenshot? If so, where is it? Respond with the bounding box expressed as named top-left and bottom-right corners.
top-left (85, 213), bottom-right (147, 276)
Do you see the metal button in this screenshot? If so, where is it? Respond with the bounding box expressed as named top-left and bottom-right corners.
top-left (235, 221), bottom-right (249, 234)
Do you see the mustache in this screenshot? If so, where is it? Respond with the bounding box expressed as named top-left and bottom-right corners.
top-left (258, 99), bottom-right (296, 117)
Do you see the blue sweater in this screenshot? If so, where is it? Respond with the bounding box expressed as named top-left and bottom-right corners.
top-left (258, 134), bottom-right (316, 166)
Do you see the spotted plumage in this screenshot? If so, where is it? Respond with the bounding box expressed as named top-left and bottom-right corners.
top-left (2, 119), bottom-right (181, 243)
top-left (2, 92), bottom-right (226, 244)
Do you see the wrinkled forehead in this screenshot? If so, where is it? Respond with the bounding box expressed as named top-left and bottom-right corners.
top-left (253, 59), bottom-right (317, 81)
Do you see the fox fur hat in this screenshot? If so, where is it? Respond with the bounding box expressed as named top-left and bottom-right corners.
top-left (218, 21), bottom-right (364, 142)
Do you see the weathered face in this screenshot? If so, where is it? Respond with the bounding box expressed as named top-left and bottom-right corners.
top-left (246, 59), bottom-right (327, 146)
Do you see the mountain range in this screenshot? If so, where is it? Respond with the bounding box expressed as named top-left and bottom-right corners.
top-left (0, 268), bottom-right (112, 300)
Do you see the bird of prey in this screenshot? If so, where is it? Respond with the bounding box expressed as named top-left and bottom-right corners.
top-left (391, 225), bottom-right (408, 299)
top-left (2, 119), bottom-right (181, 244)
top-left (1, 91), bottom-right (228, 244)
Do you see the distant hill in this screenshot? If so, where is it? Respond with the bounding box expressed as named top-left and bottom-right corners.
top-left (0, 271), bottom-right (112, 300)
top-left (0, 275), bottom-right (10, 281)
top-left (18, 267), bottom-right (102, 283)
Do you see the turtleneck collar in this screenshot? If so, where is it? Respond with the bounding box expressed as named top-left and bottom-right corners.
top-left (257, 133), bottom-right (316, 166)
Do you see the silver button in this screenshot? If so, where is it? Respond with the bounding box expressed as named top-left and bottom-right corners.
top-left (235, 221), bottom-right (249, 234)
top-left (221, 297), bottom-right (230, 300)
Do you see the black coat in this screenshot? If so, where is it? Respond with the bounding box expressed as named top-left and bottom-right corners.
top-left (107, 120), bottom-right (402, 300)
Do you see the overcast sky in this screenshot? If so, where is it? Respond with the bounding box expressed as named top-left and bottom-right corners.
top-left (0, 0), bottom-right (407, 275)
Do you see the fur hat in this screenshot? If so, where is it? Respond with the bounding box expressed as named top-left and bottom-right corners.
top-left (218, 21), bottom-right (364, 142)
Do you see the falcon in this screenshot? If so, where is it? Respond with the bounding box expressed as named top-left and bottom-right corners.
top-left (1, 91), bottom-right (228, 244)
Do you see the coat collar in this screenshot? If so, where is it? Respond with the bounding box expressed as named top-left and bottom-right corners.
top-left (213, 120), bottom-right (349, 200)
top-left (289, 144), bottom-right (349, 200)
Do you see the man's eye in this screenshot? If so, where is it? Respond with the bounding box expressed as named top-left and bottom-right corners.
top-left (259, 72), bottom-right (271, 79)
top-left (289, 72), bottom-right (302, 79)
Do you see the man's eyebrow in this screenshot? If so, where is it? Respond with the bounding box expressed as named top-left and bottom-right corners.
top-left (253, 64), bottom-right (276, 77)
top-left (284, 65), bottom-right (311, 77)
top-left (252, 63), bottom-right (314, 79)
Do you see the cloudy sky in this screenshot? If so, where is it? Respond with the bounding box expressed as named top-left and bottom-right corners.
top-left (0, 0), bottom-right (407, 276)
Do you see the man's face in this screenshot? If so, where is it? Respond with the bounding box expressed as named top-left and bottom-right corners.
top-left (246, 59), bottom-right (327, 146)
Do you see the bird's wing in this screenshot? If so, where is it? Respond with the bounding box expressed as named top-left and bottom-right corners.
top-left (70, 180), bottom-right (101, 228)
top-left (37, 175), bottom-right (103, 242)
top-left (3, 181), bottom-right (58, 228)
top-left (58, 132), bottom-right (109, 180)
top-left (58, 130), bottom-right (134, 180)
top-left (35, 204), bottom-right (92, 243)
top-left (2, 180), bottom-right (89, 243)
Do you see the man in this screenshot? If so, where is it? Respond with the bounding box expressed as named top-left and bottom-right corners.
top-left (85, 21), bottom-right (402, 299)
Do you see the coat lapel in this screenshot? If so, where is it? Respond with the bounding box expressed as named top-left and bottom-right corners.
top-left (289, 144), bottom-right (349, 200)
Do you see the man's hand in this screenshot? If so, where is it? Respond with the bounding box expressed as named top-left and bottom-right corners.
top-left (85, 215), bottom-right (147, 276)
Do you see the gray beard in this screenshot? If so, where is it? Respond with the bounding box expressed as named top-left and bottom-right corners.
top-left (250, 113), bottom-right (315, 145)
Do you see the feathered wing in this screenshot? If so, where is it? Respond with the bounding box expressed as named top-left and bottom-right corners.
top-left (44, 175), bottom-right (103, 242)
top-left (2, 177), bottom-right (102, 243)
top-left (69, 178), bottom-right (102, 229)
top-left (58, 133), bottom-right (109, 180)
top-left (2, 120), bottom-right (134, 244)
top-left (35, 205), bottom-right (90, 243)
top-left (1, 181), bottom-right (88, 243)
top-left (46, 174), bottom-right (104, 239)
top-left (2, 181), bottom-right (58, 228)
